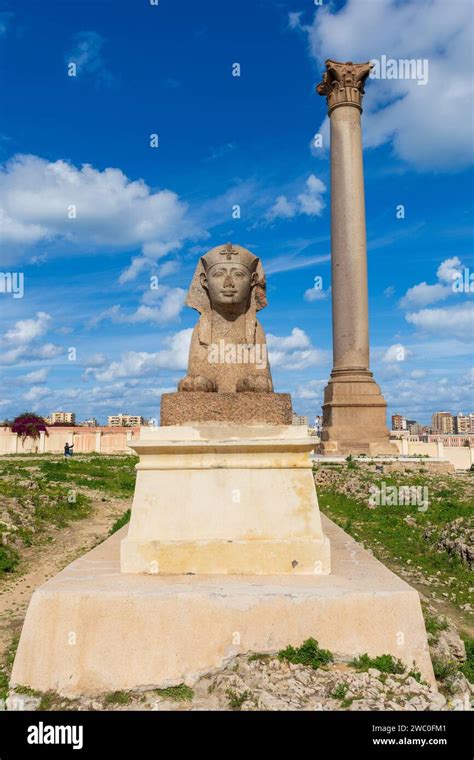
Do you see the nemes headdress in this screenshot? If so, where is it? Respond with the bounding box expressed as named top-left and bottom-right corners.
top-left (185, 243), bottom-right (268, 345)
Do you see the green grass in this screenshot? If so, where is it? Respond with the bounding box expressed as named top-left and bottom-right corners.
top-left (350, 653), bottom-right (405, 674)
top-left (331, 683), bottom-right (348, 699)
top-left (109, 509), bottom-right (131, 535)
top-left (318, 476), bottom-right (473, 609)
top-left (0, 455), bottom-right (138, 578)
top-left (278, 638), bottom-right (333, 670)
top-left (103, 690), bottom-right (133, 706)
top-left (0, 542), bottom-right (20, 573)
top-left (37, 457), bottom-right (137, 497)
top-left (154, 684), bottom-right (194, 702)
top-left (460, 636), bottom-right (474, 683)
top-left (0, 635), bottom-right (20, 701)
top-left (248, 653), bottom-right (271, 663)
top-left (226, 688), bottom-right (252, 711)
top-left (431, 657), bottom-right (459, 681)
top-left (422, 605), bottom-right (449, 641)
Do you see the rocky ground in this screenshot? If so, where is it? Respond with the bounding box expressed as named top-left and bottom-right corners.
top-left (6, 646), bottom-right (472, 712)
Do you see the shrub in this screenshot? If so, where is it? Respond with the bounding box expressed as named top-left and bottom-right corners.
top-left (278, 638), bottom-right (333, 669)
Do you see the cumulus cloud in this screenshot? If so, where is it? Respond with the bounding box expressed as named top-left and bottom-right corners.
top-left (0, 312), bottom-right (64, 366)
top-left (88, 328), bottom-right (193, 382)
top-left (89, 287), bottom-right (186, 328)
top-left (399, 256), bottom-right (464, 309)
top-left (20, 368), bottom-right (48, 384)
top-left (293, 0), bottom-right (474, 170)
top-left (4, 311), bottom-right (51, 344)
top-left (0, 154), bottom-right (202, 268)
top-left (406, 303), bottom-right (474, 340)
top-left (22, 385), bottom-right (50, 402)
top-left (265, 175), bottom-right (326, 221)
top-left (267, 327), bottom-right (329, 369)
top-left (382, 343), bottom-right (411, 363)
top-left (294, 379), bottom-right (326, 400)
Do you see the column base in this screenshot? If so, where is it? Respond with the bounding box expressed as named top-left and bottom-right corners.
top-left (320, 369), bottom-right (398, 456)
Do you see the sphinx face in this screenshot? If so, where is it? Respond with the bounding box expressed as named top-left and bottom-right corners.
top-left (203, 262), bottom-right (254, 308)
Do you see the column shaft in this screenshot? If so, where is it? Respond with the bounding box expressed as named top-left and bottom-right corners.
top-left (330, 106), bottom-right (370, 371)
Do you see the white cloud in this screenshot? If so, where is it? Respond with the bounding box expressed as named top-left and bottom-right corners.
top-left (399, 256), bottom-right (464, 308)
top-left (437, 256), bottom-right (463, 284)
top-left (22, 385), bottom-right (50, 402)
top-left (89, 287), bottom-right (186, 328)
top-left (90, 328), bottom-right (192, 382)
top-left (0, 155), bottom-right (202, 268)
top-left (304, 288), bottom-right (328, 302)
top-left (295, 379), bottom-right (326, 400)
top-left (4, 312), bottom-right (51, 344)
top-left (267, 327), bottom-right (329, 369)
top-left (382, 343), bottom-right (411, 363)
top-left (266, 175), bottom-right (326, 221)
top-left (399, 282), bottom-right (450, 309)
top-left (85, 353), bottom-right (107, 368)
top-left (20, 368), bottom-right (48, 384)
top-left (294, 0), bottom-right (474, 170)
top-left (406, 303), bottom-right (474, 340)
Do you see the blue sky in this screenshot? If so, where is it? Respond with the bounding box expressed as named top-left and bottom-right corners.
top-left (0, 0), bottom-right (473, 425)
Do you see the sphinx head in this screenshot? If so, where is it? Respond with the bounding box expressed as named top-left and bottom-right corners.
top-left (200, 244), bottom-right (259, 313)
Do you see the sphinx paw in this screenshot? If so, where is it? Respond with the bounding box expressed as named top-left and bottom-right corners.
top-left (236, 375), bottom-right (273, 392)
top-left (178, 375), bottom-right (217, 392)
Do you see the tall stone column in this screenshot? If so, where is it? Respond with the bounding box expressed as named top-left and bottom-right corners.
top-left (316, 60), bottom-right (395, 455)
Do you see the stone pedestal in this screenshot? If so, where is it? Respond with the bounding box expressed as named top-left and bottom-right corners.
top-left (11, 517), bottom-right (435, 696)
top-left (160, 392), bottom-right (292, 426)
top-left (317, 61), bottom-right (396, 455)
top-left (320, 369), bottom-right (397, 455)
top-left (120, 425), bottom-right (331, 575)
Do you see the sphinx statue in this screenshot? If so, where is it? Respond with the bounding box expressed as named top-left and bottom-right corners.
top-left (178, 242), bottom-right (274, 393)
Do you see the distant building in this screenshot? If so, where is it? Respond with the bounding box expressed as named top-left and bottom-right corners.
top-left (50, 411), bottom-right (76, 425)
top-left (108, 414), bottom-right (145, 427)
top-left (454, 412), bottom-right (474, 434)
top-left (407, 421), bottom-right (424, 435)
top-left (391, 414), bottom-right (406, 431)
top-left (431, 412), bottom-right (454, 434)
top-left (81, 418), bottom-right (98, 427)
top-left (292, 413), bottom-right (309, 426)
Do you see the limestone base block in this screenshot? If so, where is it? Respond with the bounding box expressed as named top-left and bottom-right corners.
top-left (10, 517), bottom-right (436, 697)
top-left (120, 424), bottom-right (331, 575)
top-left (320, 369), bottom-right (398, 455)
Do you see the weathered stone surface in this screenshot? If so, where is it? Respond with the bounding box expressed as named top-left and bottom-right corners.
top-left (120, 424), bottom-right (329, 575)
top-left (160, 391), bottom-right (292, 426)
top-left (11, 516), bottom-right (435, 696)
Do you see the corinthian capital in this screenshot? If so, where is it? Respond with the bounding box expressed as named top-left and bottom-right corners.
top-left (316, 59), bottom-right (373, 115)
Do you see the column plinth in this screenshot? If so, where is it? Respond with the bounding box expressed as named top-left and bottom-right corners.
top-left (316, 60), bottom-right (396, 455)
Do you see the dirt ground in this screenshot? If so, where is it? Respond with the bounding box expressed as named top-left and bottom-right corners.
top-left (0, 493), bottom-right (129, 663)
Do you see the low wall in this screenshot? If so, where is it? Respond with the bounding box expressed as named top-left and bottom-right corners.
top-left (0, 427), bottom-right (472, 469)
top-left (392, 438), bottom-right (473, 470)
top-left (0, 426), bottom-right (143, 455)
